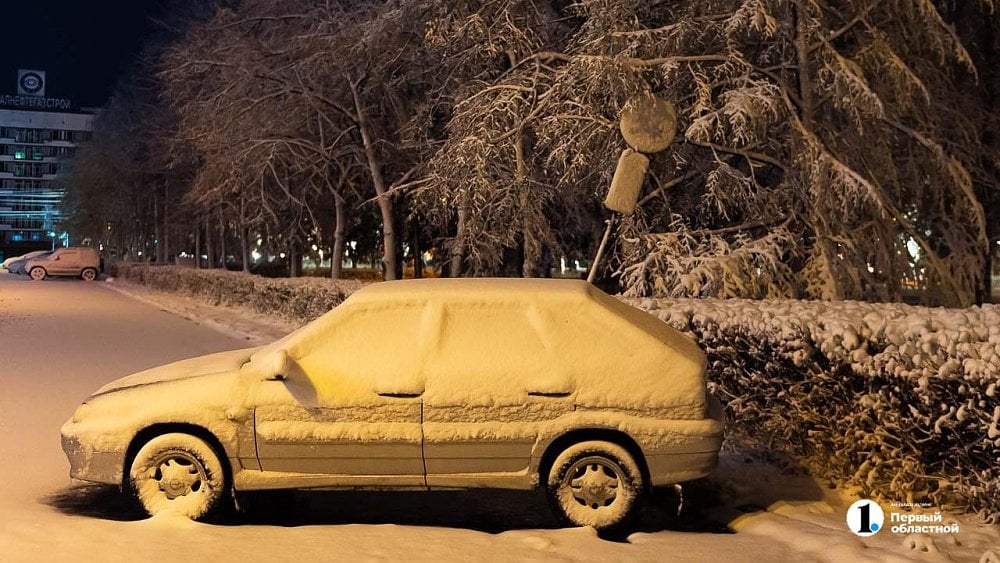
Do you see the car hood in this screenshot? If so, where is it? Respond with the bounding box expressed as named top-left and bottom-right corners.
top-left (92, 346), bottom-right (261, 397)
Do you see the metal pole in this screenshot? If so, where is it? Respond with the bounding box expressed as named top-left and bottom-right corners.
top-left (587, 214), bottom-right (616, 284)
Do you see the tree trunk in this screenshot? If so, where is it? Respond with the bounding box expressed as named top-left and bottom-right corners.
top-left (205, 216), bottom-right (215, 269)
top-left (195, 223), bottom-right (202, 269)
top-left (793, 0), bottom-right (815, 127)
top-left (153, 188), bottom-right (162, 264)
top-left (218, 211), bottom-right (226, 270)
top-left (331, 193), bottom-right (346, 279)
top-left (979, 246), bottom-right (993, 305)
top-left (450, 197), bottom-right (468, 277)
top-left (162, 182), bottom-right (170, 264)
top-left (350, 78), bottom-right (398, 280)
top-left (515, 132), bottom-right (541, 278)
top-left (239, 198), bottom-right (250, 272)
top-left (412, 225), bottom-right (423, 279)
top-left (289, 238), bottom-right (300, 278)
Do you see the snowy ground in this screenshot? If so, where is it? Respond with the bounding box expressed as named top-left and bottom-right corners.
top-left (1, 272), bottom-right (997, 562)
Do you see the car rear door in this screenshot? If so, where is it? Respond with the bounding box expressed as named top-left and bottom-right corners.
top-left (253, 303), bottom-right (429, 486)
top-left (421, 302), bottom-right (575, 488)
top-left (57, 249), bottom-right (81, 275)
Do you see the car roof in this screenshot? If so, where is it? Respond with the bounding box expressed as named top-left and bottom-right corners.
top-left (344, 277), bottom-right (705, 363)
top-left (346, 278), bottom-right (596, 305)
top-left (259, 277), bottom-right (708, 416)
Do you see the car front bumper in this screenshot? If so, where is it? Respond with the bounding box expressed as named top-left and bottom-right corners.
top-left (61, 423), bottom-right (125, 486)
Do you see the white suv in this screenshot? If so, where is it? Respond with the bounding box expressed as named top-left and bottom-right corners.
top-left (25, 247), bottom-right (100, 281)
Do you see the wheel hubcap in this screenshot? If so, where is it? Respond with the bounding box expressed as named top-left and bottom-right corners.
top-left (152, 455), bottom-right (204, 500)
top-left (565, 458), bottom-right (621, 510)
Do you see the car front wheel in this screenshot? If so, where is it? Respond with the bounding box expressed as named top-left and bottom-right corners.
top-left (29, 267), bottom-right (46, 281)
top-left (128, 433), bottom-right (227, 520)
top-left (546, 440), bottom-right (644, 531)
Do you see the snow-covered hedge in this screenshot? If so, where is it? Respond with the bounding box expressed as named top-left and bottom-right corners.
top-left (114, 264), bottom-right (365, 323)
top-left (113, 264), bottom-right (998, 520)
top-left (625, 298), bottom-right (1000, 522)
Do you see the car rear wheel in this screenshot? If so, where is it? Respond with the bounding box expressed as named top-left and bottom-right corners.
top-left (81, 268), bottom-right (97, 281)
top-left (546, 440), bottom-right (643, 531)
top-left (29, 267), bottom-right (46, 281)
top-left (128, 433), bottom-right (227, 520)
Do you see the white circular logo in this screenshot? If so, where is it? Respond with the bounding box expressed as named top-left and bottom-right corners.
top-left (20, 72), bottom-right (43, 94)
top-left (846, 499), bottom-right (884, 536)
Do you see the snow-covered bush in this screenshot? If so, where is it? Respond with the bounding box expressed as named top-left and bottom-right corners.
top-left (625, 298), bottom-right (1000, 523)
top-left (114, 264), bottom-right (365, 323)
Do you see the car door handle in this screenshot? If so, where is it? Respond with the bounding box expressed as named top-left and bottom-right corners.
top-left (527, 391), bottom-right (572, 398)
top-left (377, 392), bottom-right (422, 398)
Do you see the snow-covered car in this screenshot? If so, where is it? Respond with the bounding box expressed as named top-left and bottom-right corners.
top-left (5, 250), bottom-right (53, 275)
top-left (62, 279), bottom-right (725, 530)
top-left (24, 247), bottom-right (100, 281)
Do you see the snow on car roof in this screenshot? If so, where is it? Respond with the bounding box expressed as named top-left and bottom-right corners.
top-left (345, 277), bottom-right (597, 303)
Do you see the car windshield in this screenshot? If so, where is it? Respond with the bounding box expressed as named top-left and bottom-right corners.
top-left (21, 251), bottom-right (52, 261)
top-left (246, 305), bottom-right (344, 367)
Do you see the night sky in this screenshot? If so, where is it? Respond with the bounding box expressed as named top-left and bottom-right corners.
top-left (0, 1), bottom-right (159, 108)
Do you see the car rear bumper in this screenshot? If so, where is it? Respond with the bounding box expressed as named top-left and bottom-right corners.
top-left (647, 394), bottom-right (726, 486)
top-left (61, 427), bottom-right (124, 486)
top-left (646, 447), bottom-right (721, 486)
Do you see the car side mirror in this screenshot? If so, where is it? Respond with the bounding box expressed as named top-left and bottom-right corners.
top-left (265, 349), bottom-right (294, 381)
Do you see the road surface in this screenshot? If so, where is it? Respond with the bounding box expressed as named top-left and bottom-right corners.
top-left (0, 272), bottom-right (994, 562)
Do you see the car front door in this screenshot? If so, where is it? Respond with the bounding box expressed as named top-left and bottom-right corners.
top-left (253, 303), bottom-right (429, 486)
top-left (54, 250), bottom-right (79, 275)
top-left (40, 249), bottom-right (67, 275)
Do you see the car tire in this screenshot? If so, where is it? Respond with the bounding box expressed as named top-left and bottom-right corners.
top-left (81, 268), bottom-right (97, 281)
top-left (29, 267), bottom-right (46, 281)
top-left (546, 440), bottom-right (644, 531)
top-left (128, 433), bottom-right (227, 520)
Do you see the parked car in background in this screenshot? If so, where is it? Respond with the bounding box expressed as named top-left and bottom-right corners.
top-left (25, 247), bottom-right (100, 281)
top-left (1, 255), bottom-right (19, 270)
top-left (7, 250), bottom-right (54, 275)
top-left (62, 278), bottom-right (725, 530)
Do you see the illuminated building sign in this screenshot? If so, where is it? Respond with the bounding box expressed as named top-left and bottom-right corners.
top-left (1, 69), bottom-right (73, 110)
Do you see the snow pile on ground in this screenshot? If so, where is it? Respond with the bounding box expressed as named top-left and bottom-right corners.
top-left (115, 264), bottom-right (364, 323)
top-left (626, 297), bottom-right (1000, 523)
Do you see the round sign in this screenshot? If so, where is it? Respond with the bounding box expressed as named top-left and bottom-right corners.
top-left (19, 72), bottom-right (43, 94)
top-left (619, 95), bottom-right (677, 154)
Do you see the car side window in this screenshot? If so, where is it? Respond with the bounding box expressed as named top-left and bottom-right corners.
top-left (294, 303), bottom-right (426, 405)
top-left (423, 303), bottom-right (566, 407)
